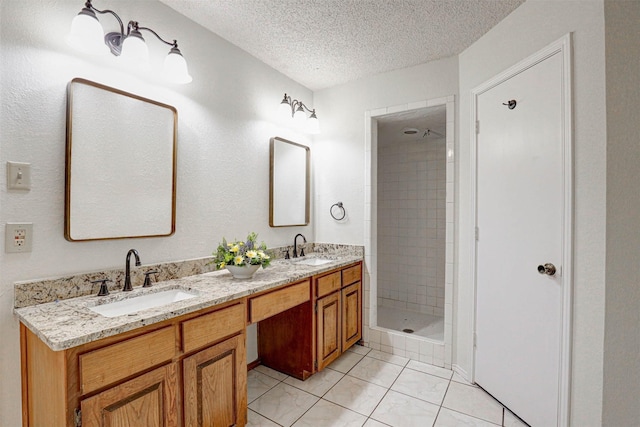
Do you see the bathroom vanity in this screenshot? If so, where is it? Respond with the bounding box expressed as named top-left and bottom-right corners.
top-left (16, 254), bottom-right (362, 427)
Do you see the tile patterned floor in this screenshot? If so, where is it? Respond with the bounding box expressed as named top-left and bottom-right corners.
top-left (247, 346), bottom-right (529, 427)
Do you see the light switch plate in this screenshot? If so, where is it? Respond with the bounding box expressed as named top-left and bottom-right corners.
top-left (7, 161), bottom-right (31, 190)
top-left (5, 222), bottom-right (33, 253)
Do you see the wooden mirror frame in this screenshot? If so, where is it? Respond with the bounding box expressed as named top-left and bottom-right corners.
top-left (269, 137), bottom-right (310, 227)
top-left (65, 78), bottom-right (177, 241)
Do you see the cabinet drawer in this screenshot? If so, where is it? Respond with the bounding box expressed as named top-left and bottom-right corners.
top-left (182, 303), bottom-right (245, 353)
top-left (249, 280), bottom-right (310, 323)
top-left (342, 264), bottom-right (361, 286)
top-left (316, 271), bottom-right (341, 298)
top-left (79, 326), bottom-right (175, 394)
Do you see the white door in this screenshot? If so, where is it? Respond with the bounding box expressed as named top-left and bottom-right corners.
top-left (474, 48), bottom-right (569, 427)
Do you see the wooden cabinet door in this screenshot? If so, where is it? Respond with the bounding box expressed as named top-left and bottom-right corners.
top-left (80, 364), bottom-right (178, 427)
top-left (183, 334), bottom-right (247, 427)
top-left (316, 292), bottom-right (341, 370)
top-left (342, 281), bottom-right (362, 351)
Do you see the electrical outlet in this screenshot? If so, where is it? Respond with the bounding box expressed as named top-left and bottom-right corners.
top-left (5, 223), bottom-right (33, 253)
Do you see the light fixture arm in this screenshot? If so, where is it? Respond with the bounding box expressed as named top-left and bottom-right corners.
top-left (292, 100), bottom-right (315, 115)
top-left (136, 25), bottom-right (179, 49)
top-left (85, 0), bottom-right (125, 37)
top-left (83, 0), bottom-right (180, 55)
top-left (69, 0), bottom-right (193, 83)
top-left (281, 93), bottom-right (315, 117)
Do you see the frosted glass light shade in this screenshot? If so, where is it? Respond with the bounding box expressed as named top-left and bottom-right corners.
top-left (293, 105), bottom-right (306, 124)
top-left (307, 115), bottom-right (320, 134)
top-left (163, 48), bottom-right (192, 84)
top-left (278, 100), bottom-right (292, 119)
top-left (120, 31), bottom-right (149, 65)
top-left (67, 10), bottom-right (108, 55)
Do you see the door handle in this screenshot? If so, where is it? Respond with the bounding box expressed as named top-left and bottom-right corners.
top-left (537, 263), bottom-right (556, 276)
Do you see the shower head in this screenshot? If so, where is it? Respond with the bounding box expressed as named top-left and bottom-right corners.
top-left (423, 129), bottom-right (445, 139)
top-left (401, 127), bottom-right (445, 139)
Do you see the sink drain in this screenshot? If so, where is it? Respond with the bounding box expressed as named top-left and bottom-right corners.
top-left (402, 328), bottom-right (414, 334)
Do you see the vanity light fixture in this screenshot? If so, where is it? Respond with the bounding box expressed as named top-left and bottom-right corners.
top-left (278, 93), bottom-right (320, 134)
top-left (67, 0), bottom-right (192, 84)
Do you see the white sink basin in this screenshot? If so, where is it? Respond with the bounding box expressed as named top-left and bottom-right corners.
top-left (89, 289), bottom-right (198, 318)
top-left (295, 258), bottom-right (333, 266)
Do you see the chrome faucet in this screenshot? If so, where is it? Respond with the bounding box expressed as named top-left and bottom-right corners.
top-left (293, 233), bottom-right (306, 258)
top-left (123, 249), bottom-right (141, 291)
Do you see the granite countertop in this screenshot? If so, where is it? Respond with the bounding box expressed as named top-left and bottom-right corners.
top-left (14, 254), bottom-right (362, 352)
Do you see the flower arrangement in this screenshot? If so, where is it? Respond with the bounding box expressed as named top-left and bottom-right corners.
top-left (213, 232), bottom-right (271, 270)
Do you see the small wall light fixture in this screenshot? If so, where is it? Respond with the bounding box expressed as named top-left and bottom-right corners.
top-left (278, 93), bottom-right (320, 134)
top-left (67, 0), bottom-right (192, 84)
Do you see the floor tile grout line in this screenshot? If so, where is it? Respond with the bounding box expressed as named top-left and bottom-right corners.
top-left (399, 363), bottom-right (454, 381)
top-left (363, 363), bottom-right (418, 425)
top-left (247, 370), bottom-right (288, 404)
top-left (315, 397), bottom-right (372, 420)
top-left (314, 368), bottom-right (375, 418)
top-left (286, 394), bottom-right (321, 427)
top-left (365, 385), bottom-right (394, 424)
top-left (263, 363), bottom-right (372, 424)
top-left (431, 378), bottom-right (454, 427)
top-left (364, 415), bottom-right (393, 427)
top-left (439, 404), bottom-right (504, 426)
top-left (323, 359), bottom-right (396, 422)
top-left (440, 381), bottom-right (506, 426)
top-left (251, 352), bottom-right (508, 426)
top-left (248, 408), bottom-right (285, 427)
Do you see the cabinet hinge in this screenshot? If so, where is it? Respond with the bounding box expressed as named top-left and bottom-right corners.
top-left (475, 227), bottom-right (479, 241)
top-left (314, 360), bottom-right (318, 369)
top-left (315, 303), bottom-right (318, 313)
top-left (473, 332), bottom-right (478, 349)
top-left (74, 408), bottom-right (82, 427)
top-left (476, 120), bottom-right (480, 134)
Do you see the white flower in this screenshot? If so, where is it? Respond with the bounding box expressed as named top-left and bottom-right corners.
top-left (246, 250), bottom-right (257, 259)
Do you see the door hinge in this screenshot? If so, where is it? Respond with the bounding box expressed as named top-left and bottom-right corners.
top-left (473, 332), bottom-right (478, 349)
top-left (476, 120), bottom-right (480, 134)
top-left (74, 408), bottom-right (82, 427)
top-left (314, 360), bottom-right (318, 369)
top-left (475, 227), bottom-right (479, 241)
top-left (315, 303), bottom-right (318, 313)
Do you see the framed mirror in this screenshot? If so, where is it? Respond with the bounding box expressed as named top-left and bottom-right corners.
top-left (269, 137), bottom-right (310, 227)
top-left (65, 78), bottom-right (177, 241)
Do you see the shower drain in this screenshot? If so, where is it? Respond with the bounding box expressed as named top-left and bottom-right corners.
top-left (402, 328), bottom-right (414, 334)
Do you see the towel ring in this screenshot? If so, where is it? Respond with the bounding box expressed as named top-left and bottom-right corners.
top-left (330, 202), bottom-right (346, 221)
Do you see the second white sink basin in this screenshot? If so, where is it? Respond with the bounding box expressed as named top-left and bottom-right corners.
top-left (295, 258), bottom-right (333, 266)
top-left (90, 289), bottom-right (198, 318)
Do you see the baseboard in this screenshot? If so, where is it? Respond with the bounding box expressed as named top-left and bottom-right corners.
top-left (452, 364), bottom-right (472, 383)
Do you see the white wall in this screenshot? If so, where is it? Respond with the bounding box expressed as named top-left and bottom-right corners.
top-left (603, 0), bottom-right (640, 424)
top-left (457, 1), bottom-right (607, 424)
top-left (313, 57), bottom-right (459, 244)
top-left (0, 1), bottom-right (313, 424)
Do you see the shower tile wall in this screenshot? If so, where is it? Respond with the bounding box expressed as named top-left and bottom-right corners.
top-left (377, 137), bottom-right (446, 316)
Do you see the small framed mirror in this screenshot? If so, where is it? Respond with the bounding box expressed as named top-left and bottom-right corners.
top-left (269, 137), bottom-right (310, 227)
top-left (65, 78), bottom-right (177, 241)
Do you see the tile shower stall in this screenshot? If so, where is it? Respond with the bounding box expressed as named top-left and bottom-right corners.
top-left (365, 97), bottom-right (455, 368)
top-left (377, 132), bottom-right (446, 332)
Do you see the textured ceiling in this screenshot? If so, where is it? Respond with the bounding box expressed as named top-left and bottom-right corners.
top-left (159, 0), bottom-right (525, 91)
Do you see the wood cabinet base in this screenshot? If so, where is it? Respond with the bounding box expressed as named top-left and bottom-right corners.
top-left (257, 262), bottom-right (363, 378)
top-left (21, 301), bottom-right (247, 427)
top-left (81, 364), bottom-right (179, 427)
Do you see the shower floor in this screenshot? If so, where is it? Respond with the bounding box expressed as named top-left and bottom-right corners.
top-left (377, 305), bottom-right (444, 341)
